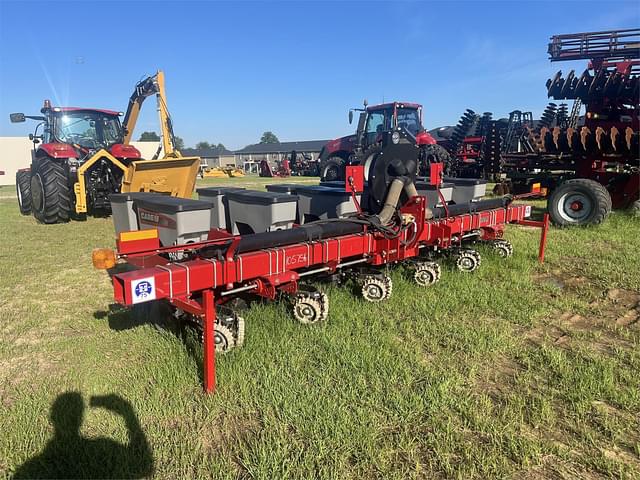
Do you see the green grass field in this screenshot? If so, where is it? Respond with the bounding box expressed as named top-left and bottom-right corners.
top-left (0, 177), bottom-right (639, 479)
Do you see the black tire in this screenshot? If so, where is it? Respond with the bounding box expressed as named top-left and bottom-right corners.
top-left (630, 199), bottom-right (640, 217)
top-left (16, 170), bottom-right (32, 215)
top-left (30, 158), bottom-right (72, 224)
top-left (547, 178), bottom-right (612, 227)
top-left (320, 156), bottom-right (345, 181)
top-left (420, 144), bottom-right (452, 176)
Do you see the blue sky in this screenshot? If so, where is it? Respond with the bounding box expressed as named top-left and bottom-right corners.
top-left (0, 0), bottom-right (638, 149)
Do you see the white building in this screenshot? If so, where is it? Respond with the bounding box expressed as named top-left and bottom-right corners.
top-left (0, 139), bottom-right (160, 186)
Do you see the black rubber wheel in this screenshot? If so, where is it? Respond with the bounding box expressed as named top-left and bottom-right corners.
top-left (420, 144), bottom-right (453, 177)
top-left (16, 170), bottom-right (32, 215)
top-left (30, 158), bottom-right (72, 224)
top-left (547, 178), bottom-right (612, 227)
top-left (630, 199), bottom-right (640, 217)
top-left (320, 156), bottom-right (345, 181)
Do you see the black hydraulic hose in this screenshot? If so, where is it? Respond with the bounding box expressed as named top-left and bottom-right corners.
top-left (199, 220), bottom-right (365, 258)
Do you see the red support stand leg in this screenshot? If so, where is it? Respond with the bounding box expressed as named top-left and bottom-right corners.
top-left (202, 289), bottom-right (216, 393)
top-left (538, 213), bottom-right (550, 263)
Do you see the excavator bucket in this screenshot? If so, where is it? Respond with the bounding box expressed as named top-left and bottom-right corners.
top-left (121, 157), bottom-right (200, 197)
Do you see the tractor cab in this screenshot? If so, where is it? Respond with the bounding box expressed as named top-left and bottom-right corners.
top-left (320, 101), bottom-right (442, 181)
top-left (50, 108), bottom-right (124, 151)
top-left (11, 100), bottom-right (135, 161)
top-left (351, 102), bottom-right (424, 149)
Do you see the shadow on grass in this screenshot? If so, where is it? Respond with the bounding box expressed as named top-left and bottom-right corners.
top-left (13, 392), bottom-right (154, 479)
top-left (94, 303), bottom-right (205, 384)
top-left (94, 302), bottom-right (175, 332)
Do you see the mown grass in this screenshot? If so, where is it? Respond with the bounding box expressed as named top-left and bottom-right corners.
top-left (0, 177), bottom-right (639, 479)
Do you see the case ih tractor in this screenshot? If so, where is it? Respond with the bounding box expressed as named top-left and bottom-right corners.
top-left (318, 101), bottom-right (450, 181)
top-left (11, 71), bottom-right (199, 224)
top-left (12, 103), bottom-right (141, 223)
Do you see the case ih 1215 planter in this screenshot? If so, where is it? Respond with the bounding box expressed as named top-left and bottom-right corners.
top-left (94, 128), bottom-right (549, 393)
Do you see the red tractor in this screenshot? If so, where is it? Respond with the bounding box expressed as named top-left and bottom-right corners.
top-left (318, 101), bottom-right (449, 181)
top-left (11, 101), bottom-right (142, 223)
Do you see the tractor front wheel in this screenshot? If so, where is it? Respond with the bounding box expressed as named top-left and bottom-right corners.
top-left (320, 157), bottom-right (345, 181)
top-left (30, 158), bottom-right (72, 224)
top-left (420, 144), bottom-right (452, 176)
top-left (16, 170), bottom-right (32, 215)
top-left (547, 179), bottom-right (611, 227)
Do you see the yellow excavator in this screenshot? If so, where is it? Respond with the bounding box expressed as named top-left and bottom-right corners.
top-left (12, 71), bottom-right (200, 223)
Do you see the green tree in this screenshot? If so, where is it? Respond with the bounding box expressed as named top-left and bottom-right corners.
top-left (260, 131), bottom-right (279, 144)
top-left (195, 141), bottom-right (212, 151)
top-left (138, 131), bottom-right (160, 141)
top-left (174, 136), bottom-right (185, 150)
top-left (215, 143), bottom-right (226, 152)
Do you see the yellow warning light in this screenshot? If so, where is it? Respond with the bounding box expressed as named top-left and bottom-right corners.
top-left (92, 248), bottom-right (116, 270)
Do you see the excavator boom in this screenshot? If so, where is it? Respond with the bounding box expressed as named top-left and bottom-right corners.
top-left (120, 71), bottom-right (200, 201)
top-left (122, 70), bottom-right (179, 158)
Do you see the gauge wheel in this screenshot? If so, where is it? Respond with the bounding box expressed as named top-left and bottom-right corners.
top-left (413, 262), bottom-right (441, 287)
top-left (456, 250), bottom-right (481, 273)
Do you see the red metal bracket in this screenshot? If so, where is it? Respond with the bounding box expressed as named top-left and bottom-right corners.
top-left (345, 165), bottom-right (364, 192)
top-left (429, 162), bottom-right (443, 186)
top-left (517, 213), bottom-right (550, 263)
top-left (202, 290), bottom-right (216, 393)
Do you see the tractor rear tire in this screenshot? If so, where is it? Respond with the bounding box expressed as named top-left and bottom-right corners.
top-left (547, 178), bottom-right (611, 227)
top-left (30, 158), bottom-right (72, 224)
top-left (16, 170), bottom-right (32, 215)
top-left (320, 157), bottom-right (345, 181)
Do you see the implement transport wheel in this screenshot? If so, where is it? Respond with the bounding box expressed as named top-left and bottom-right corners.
top-left (30, 158), bottom-right (71, 224)
top-left (320, 156), bottom-right (345, 181)
top-left (490, 239), bottom-right (513, 258)
top-left (16, 170), bottom-right (32, 215)
top-left (413, 262), bottom-right (441, 287)
top-left (456, 250), bottom-right (481, 273)
top-left (547, 178), bottom-right (612, 226)
top-left (630, 199), bottom-right (640, 217)
top-left (293, 296), bottom-right (325, 324)
top-left (198, 307), bottom-right (245, 353)
top-left (361, 275), bottom-right (393, 302)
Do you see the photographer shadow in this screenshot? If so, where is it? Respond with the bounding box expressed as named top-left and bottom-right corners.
top-left (13, 392), bottom-right (154, 479)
